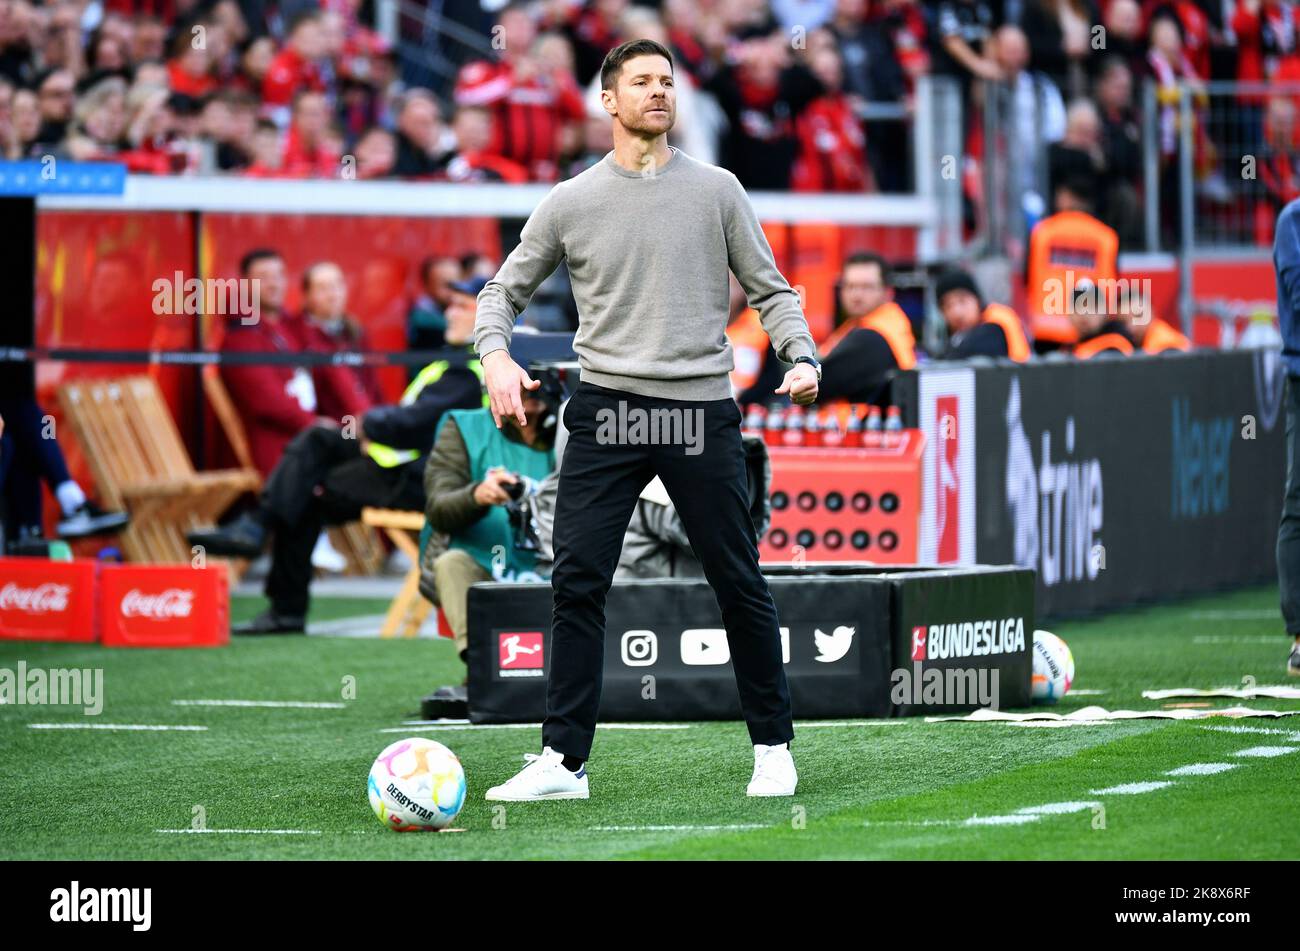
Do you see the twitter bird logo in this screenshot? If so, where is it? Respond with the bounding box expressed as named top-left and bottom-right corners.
top-left (813, 625), bottom-right (855, 663)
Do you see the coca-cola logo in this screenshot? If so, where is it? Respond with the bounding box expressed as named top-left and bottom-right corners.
top-left (120, 588), bottom-right (194, 620)
top-left (0, 582), bottom-right (71, 614)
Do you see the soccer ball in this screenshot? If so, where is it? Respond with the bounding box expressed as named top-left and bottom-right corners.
top-left (368, 738), bottom-right (466, 831)
top-left (1031, 630), bottom-right (1075, 703)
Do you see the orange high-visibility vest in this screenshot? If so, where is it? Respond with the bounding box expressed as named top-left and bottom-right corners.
top-left (1074, 332), bottom-right (1134, 359)
top-left (982, 303), bottom-right (1031, 362)
top-left (726, 307), bottom-right (770, 393)
top-left (1026, 211), bottom-right (1119, 345)
top-left (1141, 319), bottom-right (1191, 354)
top-left (820, 300), bottom-right (916, 370)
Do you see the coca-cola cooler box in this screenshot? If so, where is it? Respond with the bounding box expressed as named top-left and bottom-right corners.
top-left (99, 564), bottom-right (229, 648)
top-left (0, 558), bottom-right (98, 642)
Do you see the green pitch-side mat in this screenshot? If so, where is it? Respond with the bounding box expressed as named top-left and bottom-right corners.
top-left (1, 586), bottom-right (1297, 860)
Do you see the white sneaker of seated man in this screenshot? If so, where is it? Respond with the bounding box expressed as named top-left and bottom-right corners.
top-left (747, 743), bottom-right (798, 797)
top-left (485, 747), bottom-right (589, 801)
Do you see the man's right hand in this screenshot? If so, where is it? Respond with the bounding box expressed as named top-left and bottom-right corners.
top-left (483, 349), bottom-right (540, 428)
top-left (473, 466), bottom-right (519, 506)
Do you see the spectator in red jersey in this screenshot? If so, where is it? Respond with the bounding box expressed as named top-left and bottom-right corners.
top-left (1232, 0), bottom-right (1300, 155)
top-left (280, 89), bottom-right (340, 177)
top-left (1094, 0), bottom-right (1147, 80)
top-left (791, 35), bottom-right (874, 192)
top-left (440, 103), bottom-right (529, 182)
top-left (556, 0), bottom-right (628, 86)
top-left (262, 10), bottom-right (328, 123)
top-left (391, 87), bottom-right (449, 177)
top-left (117, 84), bottom-right (176, 173)
top-left (242, 116), bottom-right (285, 176)
top-left (662, 0), bottom-right (710, 80)
top-left (236, 34), bottom-right (275, 94)
top-left (220, 248), bottom-right (323, 478)
top-left (166, 26), bottom-right (218, 98)
top-left (454, 1), bottom-right (587, 182)
top-left (1141, 0), bottom-right (1210, 79)
top-left (297, 261), bottom-right (383, 418)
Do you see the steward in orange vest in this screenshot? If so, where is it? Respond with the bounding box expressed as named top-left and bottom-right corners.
top-left (1073, 318), bottom-right (1135, 358)
top-left (725, 306), bottom-right (770, 395)
top-left (1136, 318), bottom-right (1192, 354)
top-left (1026, 180), bottom-right (1120, 349)
top-left (934, 268), bottom-right (1032, 362)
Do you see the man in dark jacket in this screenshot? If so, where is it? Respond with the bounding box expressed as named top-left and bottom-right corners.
top-left (1274, 198), bottom-right (1300, 677)
top-left (190, 277), bottom-right (489, 634)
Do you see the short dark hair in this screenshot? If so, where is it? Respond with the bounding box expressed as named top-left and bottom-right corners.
top-left (600, 38), bottom-right (674, 91)
top-left (843, 252), bottom-right (892, 287)
top-left (239, 248), bottom-right (281, 276)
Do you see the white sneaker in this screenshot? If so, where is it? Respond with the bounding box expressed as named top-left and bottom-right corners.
top-left (484, 747), bottom-right (590, 801)
top-left (747, 743), bottom-right (797, 797)
top-left (311, 531), bottom-right (347, 573)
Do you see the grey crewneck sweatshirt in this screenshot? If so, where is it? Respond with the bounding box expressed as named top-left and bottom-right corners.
top-left (473, 147), bottom-right (817, 401)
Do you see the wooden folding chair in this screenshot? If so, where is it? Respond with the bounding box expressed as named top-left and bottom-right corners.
top-left (362, 507), bottom-right (431, 638)
top-left (59, 375), bottom-right (261, 564)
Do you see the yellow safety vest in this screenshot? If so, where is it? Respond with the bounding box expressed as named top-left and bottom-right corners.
top-left (367, 359), bottom-right (488, 468)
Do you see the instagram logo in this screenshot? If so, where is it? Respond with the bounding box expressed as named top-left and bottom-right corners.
top-left (620, 630), bottom-right (658, 667)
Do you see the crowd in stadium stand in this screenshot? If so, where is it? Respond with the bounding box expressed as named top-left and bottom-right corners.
top-left (0, 0), bottom-right (1295, 221)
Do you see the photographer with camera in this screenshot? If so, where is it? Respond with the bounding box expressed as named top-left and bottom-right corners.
top-left (423, 376), bottom-right (559, 670)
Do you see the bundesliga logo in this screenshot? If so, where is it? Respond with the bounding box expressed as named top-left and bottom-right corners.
top-left (0, 582), bottom-right (71, 614)
top-left (910, 617), bottom-right (1026, 661)
top-left (120, 589), bottom-right (194, 620)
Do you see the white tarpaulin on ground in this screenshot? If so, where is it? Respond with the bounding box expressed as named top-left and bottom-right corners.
top-left (926, 705), bottom-right (1300, 725)
top-left (1141, 686), bottom-right (1300, 700)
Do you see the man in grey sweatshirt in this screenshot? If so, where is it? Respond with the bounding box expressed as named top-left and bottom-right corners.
top-left (477, 38), bottom-right (821, 801)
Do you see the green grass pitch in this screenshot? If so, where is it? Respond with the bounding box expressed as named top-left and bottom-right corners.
top-left (1, 585), bottom-right (1297, 860)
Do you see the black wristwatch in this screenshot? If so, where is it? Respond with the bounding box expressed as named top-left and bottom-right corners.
top-left (794, 355), bottom-right (822, 381)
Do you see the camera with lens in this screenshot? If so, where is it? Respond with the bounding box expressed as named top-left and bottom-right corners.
top-left (502, 472), bottom-right (542, 552)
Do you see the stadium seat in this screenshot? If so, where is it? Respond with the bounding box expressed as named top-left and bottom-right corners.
top-left (58, 375), bottom-right (261, 565)
top-left (361, 507), bottom-right (432, 638)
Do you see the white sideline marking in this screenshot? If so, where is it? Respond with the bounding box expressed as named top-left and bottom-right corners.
top-left (862, 815), bottom-right (1041, 828)
top-left (1166, 763), bottom-right (1238, 776)
top-left (1199, 725), bottom-right (1292, 736)
top-left (1190, 611), bottom-right (1279, 621)
top-left (172, 700), bottom-right (345, 709)
top-left (156, 828), bottom-right (322, 835)
top-left (382, 722), bottom-right (691, 733)
top-left (1017, 801), bottom-right (1100, 815)
top-left (965, 814), bottom-right (1039, 826)
top-left (28, 723), bottom-right (207, 731)
top-left (1232, 746), bottom-right (1298, 758)
top-left (1091, 781), bottom-right (1173, 795)
top-left (795, 720), bottom-right (908, 728)
top-left (1191, 635), bottom-right (1279, 644)
top-left (1068, 689), bottom-right (1107, 696)
top-left (589, 824), bottom-right (764, 832)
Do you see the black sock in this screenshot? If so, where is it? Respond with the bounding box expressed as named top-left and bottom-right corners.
top-left (561, 755), bottom-right (584, 773)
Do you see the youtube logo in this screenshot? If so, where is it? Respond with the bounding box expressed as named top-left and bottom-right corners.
top-left (681, 629), bottom-right (730, 666)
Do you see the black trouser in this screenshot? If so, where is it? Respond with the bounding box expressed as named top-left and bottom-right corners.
top-left (1278, 375), bottom-right (1300, 637)
top-left (0, 396), bottom-right (75, 537)
top-left (263, 424), bottom-right (423, 616)
top-left (544, 381), bottom-right (794, 760)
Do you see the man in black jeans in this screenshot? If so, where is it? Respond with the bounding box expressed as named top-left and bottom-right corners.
top-left (1273, 198), bottom-right (1300, 677)
top-left (474, 40), bottom-right (821, 800)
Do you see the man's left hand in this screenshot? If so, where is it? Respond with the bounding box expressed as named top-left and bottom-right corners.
top-left (775, 363), bottom-right (819, 406)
